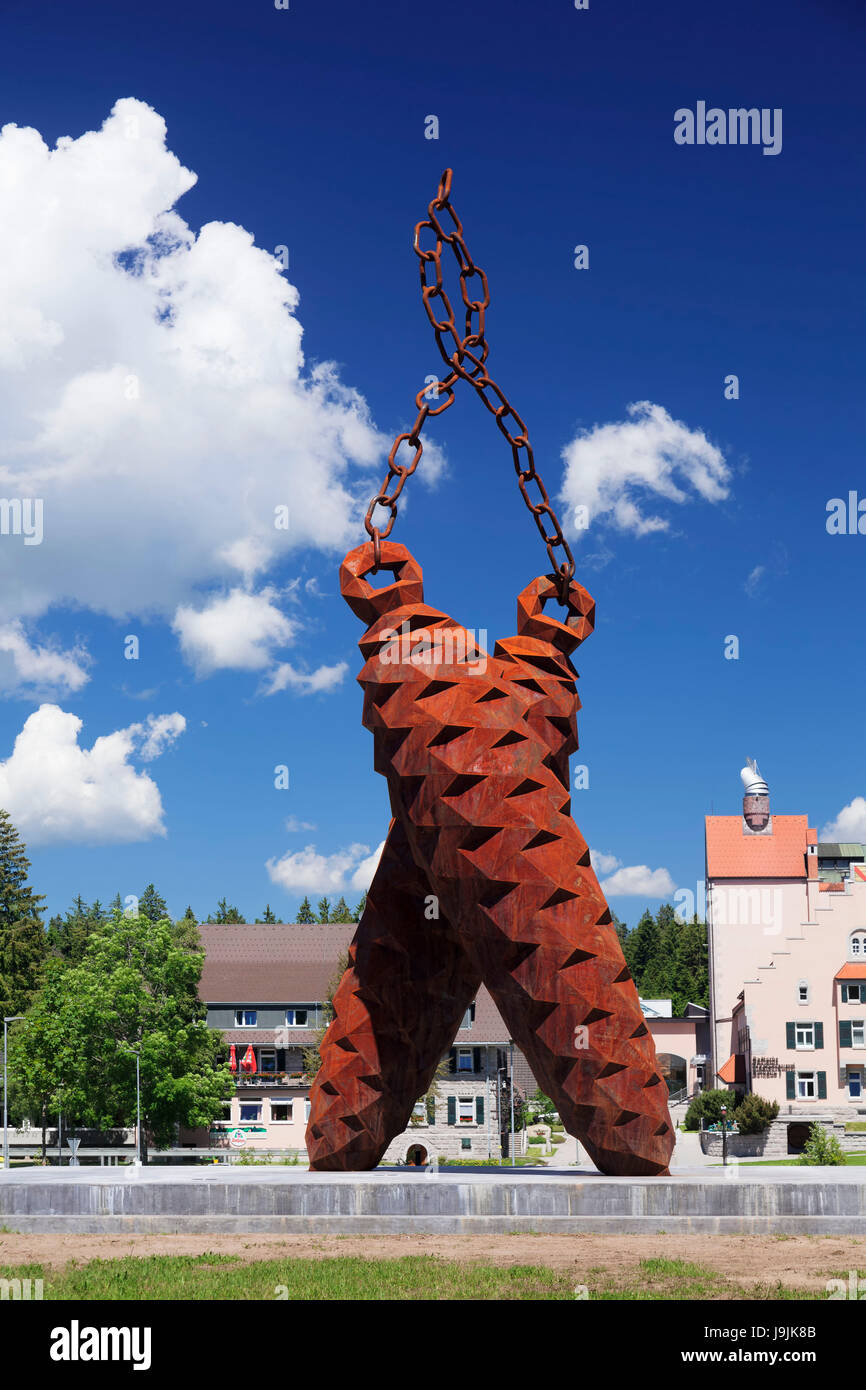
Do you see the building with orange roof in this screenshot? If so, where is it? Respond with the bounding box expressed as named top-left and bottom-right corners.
top-left (706, 760), bottom-right (866, 1136)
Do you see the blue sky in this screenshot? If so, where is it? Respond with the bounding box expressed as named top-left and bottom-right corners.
top-left (0, 0), bottom-right (863, 925)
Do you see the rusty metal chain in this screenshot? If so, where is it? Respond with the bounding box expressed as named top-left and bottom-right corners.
top-left (364, 168), bottom-right (576, 598)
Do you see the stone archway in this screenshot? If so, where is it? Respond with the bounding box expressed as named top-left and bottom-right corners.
top-left (656, 1053), bottom-right (688, 1095)
top-left (786, 1123), bottom-right (811, 1155)
top-left (406, 1144), bottom-right (428, 1167)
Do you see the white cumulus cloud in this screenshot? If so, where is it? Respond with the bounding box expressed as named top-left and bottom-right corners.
top-left (266, 839), bottom-right (382, 894)
top-left (560, 401), bottom-right (730, 537)
top-left (0, 621), bottom-right (89, 696)
top-left (822, 798), bottom-right (866, 844)
top-left (589, 848), bottom-right (622, 877)
top-left (262, 660), bottom-right (348, 696)
top-left (0, 703), bottom-right (185, 844)
top-left (173, 588), bottom-right (296, 675)
top-left (599, 863), bottom-right (676, 898)
top-left (0, 97), bottom-right (397, 681)
top-left (136, 711), bottom-right (186, 761)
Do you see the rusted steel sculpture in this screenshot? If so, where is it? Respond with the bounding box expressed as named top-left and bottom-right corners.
top-left (307, 543), bottom-right (673, 1175)
top-left (305, 171), bottom-right (673, 1175)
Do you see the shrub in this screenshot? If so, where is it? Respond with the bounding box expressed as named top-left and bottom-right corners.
top-left (683, 1089), bottom-right (734, 1132)
top-left (733, 1093), bottom-right (779, 1135)
top-left (797, 1122), bottom-right (846, 1166)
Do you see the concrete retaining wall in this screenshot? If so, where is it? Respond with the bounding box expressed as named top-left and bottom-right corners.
top-left (2, 1172), bottom-right (866, 1234)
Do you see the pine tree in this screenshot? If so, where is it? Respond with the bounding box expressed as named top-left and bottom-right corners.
top-left (330, 896), bottom-right (353, 923)
top-left (0, 809), bottom-right (47, 1018)
top-left (212, 897), bottom-right (246, 924)
top-left (46, 895), bottom-right (103, 963)
top-left (255, 905), bottom-right (277, 924)
top-left (296, 897), bottom-right (316, 924)
top-left (317, 897), bottom-right (331, 924)
top-left (352, 892), bottom-right (367, 923)
top-left (139, 883), bottom-right (168, 922)
top-left (182, 906), bottom-right (197, 923)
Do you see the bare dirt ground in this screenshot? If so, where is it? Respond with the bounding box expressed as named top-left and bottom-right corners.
top-left (0, 1232), bottom-right (863, 1294)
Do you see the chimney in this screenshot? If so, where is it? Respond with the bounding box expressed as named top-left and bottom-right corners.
top-left (740, 757), bottom-right (770, 832)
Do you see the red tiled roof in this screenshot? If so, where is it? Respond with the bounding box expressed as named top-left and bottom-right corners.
top-left (819, 881), bottom-right (846, 893)
top-left (716, 1053), bottom-right (745, 1084)
top-left (705, 815), bottom-right (813, 879)
top-left (835, 963), bottom-right (866, 980)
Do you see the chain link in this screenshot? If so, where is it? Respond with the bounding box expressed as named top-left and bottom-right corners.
top-left (364, 169), bottom-right (575, 595)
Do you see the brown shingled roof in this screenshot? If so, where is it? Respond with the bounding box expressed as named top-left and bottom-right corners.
top-left (198, 923), bottom-right (355, 1003)
top-left (197, 922), bottom-right (512, 1043)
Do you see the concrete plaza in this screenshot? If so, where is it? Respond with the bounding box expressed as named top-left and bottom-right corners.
top-left (1, 1161), bottom-right (864, 1234)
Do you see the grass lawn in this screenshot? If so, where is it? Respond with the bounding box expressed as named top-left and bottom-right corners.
top-left (713, 1155), bottom-right (866, 1166)
top-left (0, 1253), bottom-right (846, 1300)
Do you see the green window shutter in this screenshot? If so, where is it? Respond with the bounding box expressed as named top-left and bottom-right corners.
top-left (448, 1048), bottom-right (456, 1075)
top-left (475, 1095), bottom-right (484, 1124)
top-left (473, 1047), bottom-right (482, 1073)
top-left (817, 1071), bottom-right (827, 1100)
top-left (815, 1021), bottom-right (824, 1049)
top-left (447, 1096), bottom-right (456, 1126)
top-left (785, 1021), bottom-right (796, 1049)
top-left (840, 1020), bottom-right (853, 1048)
top-left (426, 1095), bottom-right (436, 1124)
top-left (842, 984), bottom-right (849, 1003)
top-left (786, 1070), bottom-right (796, 1100)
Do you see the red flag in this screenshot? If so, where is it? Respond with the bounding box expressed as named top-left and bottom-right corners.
top-left (229, 1044), bottom-right (237, 1073)
top-left (241, 1044), bottom-right (256, 1074)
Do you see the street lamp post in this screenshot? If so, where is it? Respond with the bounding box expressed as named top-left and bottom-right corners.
top-left (509, 1039), bottom-right (516, 1168)
top-left (120, 1048), bottom-right (143, 1164)
top-left (2, 1016), bottom-right (25, 1170)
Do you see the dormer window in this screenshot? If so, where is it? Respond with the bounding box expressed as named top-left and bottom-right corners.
top-left (285, 1008), bottom-right (309, 1027)
top-left (234, 1009), bottom-right (257, 1027)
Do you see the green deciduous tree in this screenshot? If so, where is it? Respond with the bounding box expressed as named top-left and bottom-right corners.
top-left (11, 911), bottom-right (233, 1158)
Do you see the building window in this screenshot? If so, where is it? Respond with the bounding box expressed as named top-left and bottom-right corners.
top-left (458, 1098), bottom-right (475, 1124)
top-left (849, 1070), bottom-right (863, 1100)
top-left (795, 1023), bottom-right (815, 1050)
top-left (234, 1009), bottom-right (257, 1027)
top-left (457, 1048), bottom-right (473, 1072)
top-left (461, 1137), bottom-right (472, 1150)
top-left (844, 983), bottom-right (865, 1004)
top-left (259, 1049), bottom-right (277, 1073)
top-left (797, 981), bottom-right (809, 1004)
top-left (285, 1008), bottom-right (309, 1027)
top-left (854, 1021), bottom-right (866, 1048)
top-left (304, 1098), bottom-right (311, 1122)
top-left (412, 1101), bottom-right (427, 1123)
top-left (796, 1072), bottom-right (815, 1100)
top-left (270, 1101), bottom-right (293, 1123)
top-left (850, 934), bottom-right (866, 960)
top-left (239, 1103), bottom-right (262, 1122)
top-left (460, 1002), bottom-right (476, 1030)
